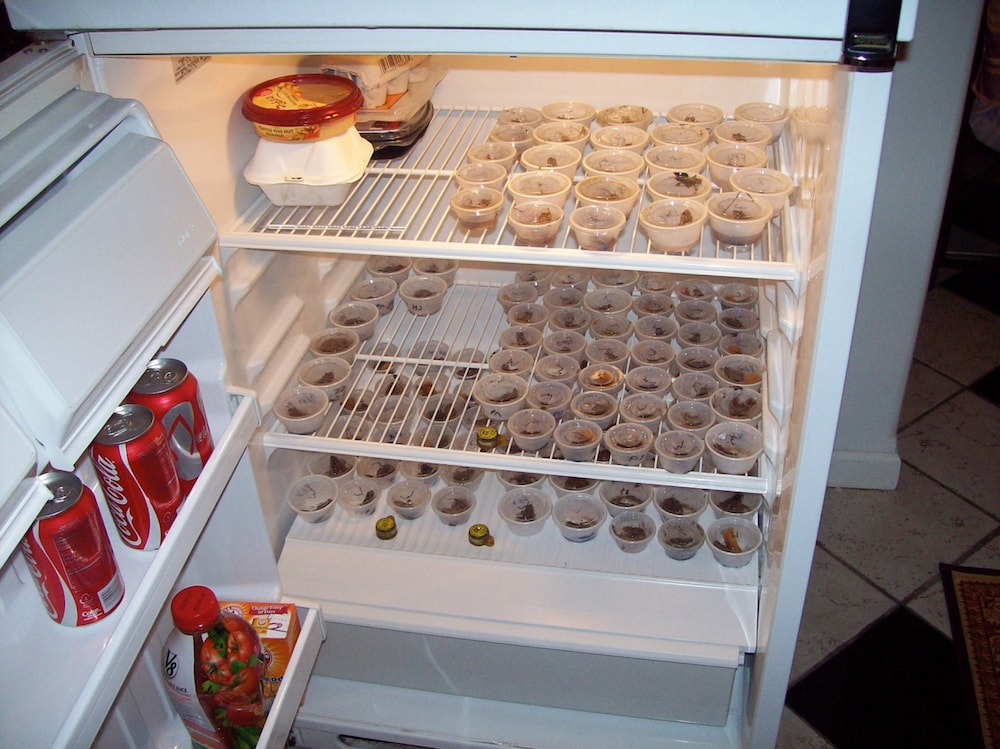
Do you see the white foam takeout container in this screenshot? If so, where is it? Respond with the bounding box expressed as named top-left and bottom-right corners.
top-left (243, 126), bottom-right (374, 205)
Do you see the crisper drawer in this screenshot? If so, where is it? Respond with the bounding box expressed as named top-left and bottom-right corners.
top-left (313, 621), bottom-right (736, 726)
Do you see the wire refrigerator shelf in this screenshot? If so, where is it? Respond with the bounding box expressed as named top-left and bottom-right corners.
top-left (228, 107), bottom-right (807, 283)
top-left (263, 278), bottom-right (774, 498)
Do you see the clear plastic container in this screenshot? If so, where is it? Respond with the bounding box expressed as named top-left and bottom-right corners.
top-left (387, 480), bottom-right (432, 520)
top-left (287, 474), bottom-right (338, 523)
top-left (432, 486), bottom-right (477, 526)
top-left (498, 488), bottom-right (552, 536)
top-left (658, 518), bottom-right (706, 561)
top-left (609, 511), bottom-right (656, 553)
top-left (553, 493), bottom-right (607, 543)
top-left (600, 480), bottom-right (654, 516)
top-left (274, 385), bottom-right (328, 434)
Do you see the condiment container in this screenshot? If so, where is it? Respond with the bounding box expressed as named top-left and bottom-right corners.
top-left (653, 430), bottom-right (705, 473)
top-left (297, 356), bottom-right (354, 402)
top-left (707, 517), bottom-right (762, 567)
top-left (609, 510), bottom-right (656, 553)
top-left (600, 481), bottom-right (654, 516)
top-left (704, 422), bottom-right (765, 474)
top-left (329, 300), bottom-right (379, 341)
top-left (498, 488), bottom-right (552, 536)
top-left (287, 474), bottom-right (338, 523)
top-left (658, 518), bottom-right (706, 561)
top-left (432, 486), bottom-right (477, 526)
top-left (274, 385), bottom-right (328, 434)
top-left (339, 476), bottom-right (382, 517)
top-left (553, 418), bottom-right (603, 461)
top-left (241, 73), bottom-right (364, 141)
top-left (387, 480), bottom-right (432, 520)
top-left (553, 493), bottom-right (607, 542)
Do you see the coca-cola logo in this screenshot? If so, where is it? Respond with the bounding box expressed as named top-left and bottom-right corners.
top-left (19, 536), bottom-right (58, 619)
top-left (93, 453), bottom-right (143, 548)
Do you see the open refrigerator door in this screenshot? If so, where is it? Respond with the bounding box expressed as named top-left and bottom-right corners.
top-left (0, 48), bottom-right (325, 749)
top-left (0, 2), bottom-right (913, 747)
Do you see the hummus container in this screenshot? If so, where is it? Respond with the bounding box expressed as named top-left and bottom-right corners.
top-left (241, 73), bottom-right (364, 142)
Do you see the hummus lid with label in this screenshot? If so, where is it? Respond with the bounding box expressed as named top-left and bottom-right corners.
top-left (241, 73), bottom-right (364, 141)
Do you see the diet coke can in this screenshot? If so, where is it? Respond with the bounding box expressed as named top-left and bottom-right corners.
top-left (91, 404), bottom-right (183, 550)
top-left (20, 471), bottom-right (125, 626)
top-left (127, 358), bottom-right (214, 496)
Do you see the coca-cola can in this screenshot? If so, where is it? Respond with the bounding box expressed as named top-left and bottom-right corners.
top-left (128, 358), bottom-right (214, 496)
top-left (91, 404), bottom-right (183, 550)
top-left (19, 471), bottom-right (125, 626)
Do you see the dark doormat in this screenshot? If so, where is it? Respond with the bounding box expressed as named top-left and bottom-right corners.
top-left (785, 606), bottom-right (976, 748)
top-left (941, 564), bottom-right (1000, 749)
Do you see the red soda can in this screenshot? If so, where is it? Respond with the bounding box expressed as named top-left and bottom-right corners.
top-left (91, 404), bottom-right (183, 550)
top-left (128, 358), bottom-right (214, 497)
top-left (19, 471), bottom-right (125, 626)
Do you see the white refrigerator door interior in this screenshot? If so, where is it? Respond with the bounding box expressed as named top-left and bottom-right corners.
top-left (0, 402), bottom-right (37, 557)
top-left (0, 91), bottom-right (217, 470)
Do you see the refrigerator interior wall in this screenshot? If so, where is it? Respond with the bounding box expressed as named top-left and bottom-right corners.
top-left (81, 49), bottom-right (873, 747)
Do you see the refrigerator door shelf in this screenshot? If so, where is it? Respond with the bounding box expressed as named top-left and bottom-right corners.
top-left (256, 606), bottom-right (326, 749)
top-left (0, 259), bottom-right (219, 570)
top-left (0, 394), bottom-right (259, 749)
top-left (0, 89), bottom-right (159, 226)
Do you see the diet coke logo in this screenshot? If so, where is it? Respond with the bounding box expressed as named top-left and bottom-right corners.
top-left (93, 453), bottom-right (143, 548)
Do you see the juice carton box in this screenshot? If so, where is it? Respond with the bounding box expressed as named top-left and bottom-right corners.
top-left (220, 601), bottom-right (300, 705)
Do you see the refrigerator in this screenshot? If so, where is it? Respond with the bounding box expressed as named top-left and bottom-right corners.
top-left (0, 3), bottom-right (917, 748)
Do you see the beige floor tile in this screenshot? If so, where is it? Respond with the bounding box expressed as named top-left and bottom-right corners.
top-left (908, 533), bottom-right (1000, 635)
top-left (818, 463), bottom-right (998, 600)
top-left (790, 547), bottom-right (894, 681)
top-left (912, 287), bottom-right (1000, 385)
top-left (776, 707), bottom-right (836, 749)
top-left (897, 390), bottom-right (1000, 514)
top-left (897, 360), bottom-right (962, 429)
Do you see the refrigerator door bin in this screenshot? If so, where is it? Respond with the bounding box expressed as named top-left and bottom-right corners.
top-left (0, 362), bottom-right (259, 748)
top-left (0, 90), bottom-right (217, 471)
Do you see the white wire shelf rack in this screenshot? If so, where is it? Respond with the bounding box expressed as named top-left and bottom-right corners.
top-left (262, 279), bottom-right (773, 496)
top-left (224, 107), bottom-right (807, 285)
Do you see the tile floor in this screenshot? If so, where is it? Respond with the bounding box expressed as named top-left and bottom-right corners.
top-left (776, 213), bottom-right (1000, 746)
